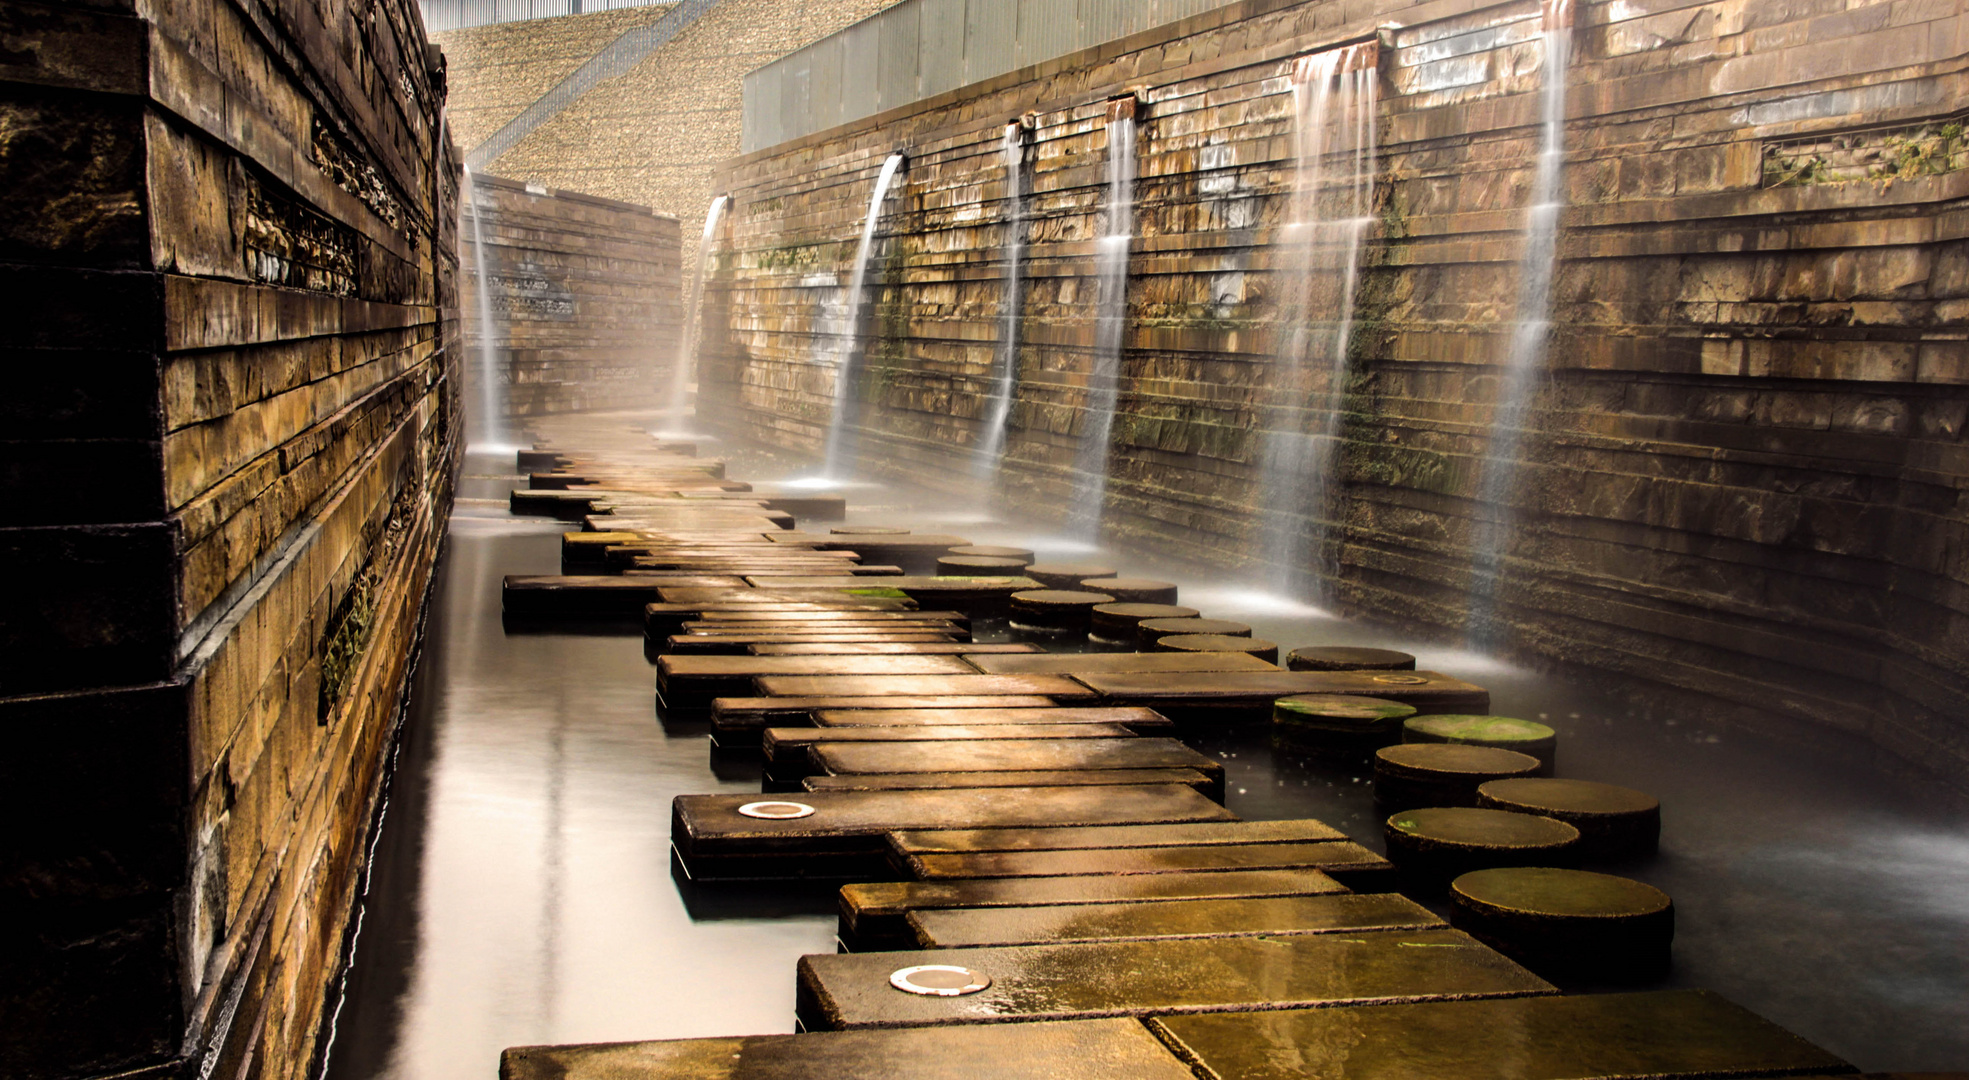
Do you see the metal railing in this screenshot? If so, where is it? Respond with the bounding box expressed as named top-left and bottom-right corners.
top-left (464, 0), bottom-right (721, 169)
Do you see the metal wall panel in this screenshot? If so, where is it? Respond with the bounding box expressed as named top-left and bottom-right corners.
top-left (964, 0), bottom-right (1017, 87)
top-left (1014, 0), bottom-right (1079, 69)
top-left (876, 1), bottom-right (922, 113)
top-left (840, 19), bottom-right (882, 128)
top-left (810, 36), bottom-right (846, 135)
top-left (917, 0), bottom-right (967, 100)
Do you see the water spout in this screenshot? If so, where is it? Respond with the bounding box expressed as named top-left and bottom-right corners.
top-left (821, 152), bottom-right (906, 480)
top-left (463, 165), bottom-right (508, 448)
top-left (1257, 42), bottom-right (1379, 601)
top-left (1467, 0), bottom-right (1573, 648)
top-left (1068, 97), bottom-right (1137, 540)
top-left (974, 121), bottom-right (1028, 482)
top-left (666, 194), bottom-right (728, 436)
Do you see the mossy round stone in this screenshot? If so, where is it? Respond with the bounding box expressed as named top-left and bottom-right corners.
top-left (1385, 807), bottom-right (1577, 892)
top-left (1008, 589), bottom-right (1117, 631)
top-left (1286, 646), bottom-right (1417, 672)
top-left (1025, 562), bottom-right (1118, 589)
top-left (832, 526), bottom-right (909, 535)
top-left (947, 544), bottom-right (1035, 564)
top-left (1373, 743), bottom-right (1542, 811)
top-left (1272, 695), bottom-right (1418, 756)
top-left (1477, 778), bottom-right (1660, 859)
top-left (1450, 866), bottom-right (1674, 981)
top-left (1156, 634), bottom-right (1278, 664)
top-left (1404, 714), bottom-right (1558, 775)
top-left (1090, 603), bottom-right (1199, 639)
top-left (1138, 618), bottom-right (1251, 647)
top-left (1088, 577), bottom-right (1177, 604)
top-left (936, 555), bottom-right (1029, 576)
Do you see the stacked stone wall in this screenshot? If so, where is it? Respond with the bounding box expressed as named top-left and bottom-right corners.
top-left (462, 174), bottom-right (682, 421)
top-left (0, 0), bottom-right (458, 1077)
top-left (703, 0), bottom-right (1969, 781)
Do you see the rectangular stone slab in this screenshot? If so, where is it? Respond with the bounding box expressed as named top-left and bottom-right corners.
top-left (812, 535), bottom-right (975, 572)
top-left (808, 739), bottom-right (1224, 796)
top-left (668, 634), bottom-right (962, 656)
top-left (752, 674), bottom-right (1098, 701)
top-left (795, 928), bottom-right (1552, 1030)
top-left (814, 707), bottom-right (1172, 732)
top-left (672, 784), bottom-right (1234, 880)
top-left (902, 840), bottom-right (1394, 892)
top-left (682, 620), bottom-right (969, 634)
top-left (502, 1017), bottom-right (1196, 1080)
top-left (656, 587), bottom-right (898, 604)
top-left (645, 601), bottom-right (919, 637)
top-left (907, 892), bottom-right (1445, 948)
top-left (964, 652), bottom-right (1280, 675)
top-left (762, 724), bottom-right (1146, 775)
top-left (710, 696), bottom-right (1061, 746)
top-left (657, 655), bottom-right (977, 708)
top-left (887, 819), bottom-right (1350, 856)
top-left (751, 643), bottom-right (1042, 655)
top-left (505, 575), bottom-right (754, 617)
top-left (1149, 989), bottom-right (1851, 1080)
top-left (838, 869), bottom-right (1346, 951)
top-left (748, 575), bottom-right (1039, 592)
top-left (1072, 670), bottom-right (1490, 719)
top-left (694, 609), bottom-right (968, 625)
top-left (803, 768), bottom-right (1219, 797)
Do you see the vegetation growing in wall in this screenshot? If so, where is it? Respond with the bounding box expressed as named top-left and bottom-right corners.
top-left (1763, 116), bottom-right (1966, 187)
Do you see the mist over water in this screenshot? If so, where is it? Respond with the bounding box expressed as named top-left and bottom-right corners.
top-left (464, 166), bottom-right (508, 448)
top-left (822, 153), bottom-right (906, 480)
top-left (1068, 104), bottom-right (1137, 540)
top-left (666, 194), bottom-right (729, 436)
top-left (974, 123), bottom-right (1027, 483)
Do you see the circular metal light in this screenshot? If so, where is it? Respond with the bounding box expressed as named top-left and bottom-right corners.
top-left (737, 800), bottom-right (815, 820)
top-left (889, 964), bottom-right (991, 997)
top-left (1371, 674), bottom-right (1429, 685)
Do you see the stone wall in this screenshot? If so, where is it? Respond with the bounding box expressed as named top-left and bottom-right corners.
top-left (462, 174), bottom-right (681, 424)
top-left (0, 1), bottom-right (458, 1078)
top-left (703, 0), bottom-right (1969, 781)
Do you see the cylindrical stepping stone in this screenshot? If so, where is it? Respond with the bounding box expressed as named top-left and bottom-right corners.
top-left (947, 544), bottom-right (1035, 565)
top-left (1085, 577), bottom-right (1177, 604)
top-left (1373, 743), bottom-right (1542, 811)
top-left (1404, 714), bottom-right (1558, 775)
top-left (1025, 562), bottom-right (1118, 589)
top-left (1478, 778), bottom-right (1661, 860)
top-left (832, 526), bottom-right (909, 535)
top-left (1384, 807), bottom-right (1579, 892)
top-left (1450, 866), bottom-right (1674, 981)
top-left (1156, 634), bottom-right (1279, 665)
top-left (1138, 618), bottom-right (1251, 647)
top-left (1008, 589), bottom-right (1116, 632)
top-left (1287, 646), bottom-right (1417, 672)
top-left (1272, 694), bottom-right (1417, 755)
top-left (936, 555), bottom-right (1029, 576)
top-left (1090, 603), bottom-right (1199, 642)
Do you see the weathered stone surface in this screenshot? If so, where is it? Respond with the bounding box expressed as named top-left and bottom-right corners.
top-left (1478, 778), bottom-right (1662, 859)
top-left (809, 737), bottom-right (1226, 800)
top-left (813, 706), bottom-right (1172, 730)
top-left (658, 654), bottom-right (978, 708)
top-left (1154, 633), bottom-right (1281, 664)
top-left (908, 892), bottom-right (1444, 948)
top-left (961, 652), bottom-right (1277, 676)
top-left (1385, 807), bottom-right (1582, 892)
top-left (761, 723), bottom-right (1147, 777)
top-left (1405, 714), bottom-right (1559, 774)
top-left (1074, 671), bottom-right (1490, 722)
top-left (750, 673), bottom-right (1100, 700)
top-left (709, 696), bottom-right (1063, 745)
top-left (805, 768), bottom-right (1219, 796)
top-left (1288, 646), bottom-right (1418, 672)
top-left (1451, 867), bottom-right (1675, 982)
top-left (899, 840), bottom-right (1395, 891)
top-left (1375, 744), bottom-right (1545, 811)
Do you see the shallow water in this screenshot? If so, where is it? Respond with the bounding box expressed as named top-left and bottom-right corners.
top-left (324, 443), bottom-right (1969, 1079)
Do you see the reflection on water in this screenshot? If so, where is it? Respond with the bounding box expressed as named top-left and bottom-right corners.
top-left (326, 446), bottom-right (1969, 1076)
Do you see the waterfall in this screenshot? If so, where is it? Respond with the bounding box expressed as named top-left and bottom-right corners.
top-left (463, 165), bottom-right (507, 448)
top-left (1068, 97), bottom-right (1137, 540)
top-left (665, 194), bottom-right (728, 435)
top-left (1257, 42), bottom-right (1379, 602)
top-left (974, 122), bottom-right (1027, 482)
top-left (821, 152), bottom-right (906, 479)
top-left (1467, 0), bottom-right (1573, 648)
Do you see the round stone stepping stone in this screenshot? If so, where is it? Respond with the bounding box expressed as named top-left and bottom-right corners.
top-left (1138, 618), bottom-right (1250, 647)
top-left (1477, 778), bottom-right (1661, 859)
top-left (1009, 589), bottom-right (1117, 632)
top-left (937, 555), bottom-right (1030, 576)
top-left (948, 544), bottom-right (1035, 565)
top-left (1088, 577), bottom-right (1178, 604)
top-left (1450, 866), bottom-right (1673, 981)
top-left (1405, 714), bottom-right (1557, 775)
top-left (1156, 634), bottom-right (1279, 665)
top-left (833, 526), bottom-right (909, 535)
top-left (1384, 807), bottom-right (1579, 891)
top-left (1025, 562), bottom-right (1118, 589)
top-left (1373, 743), bottom-right (1542, 811)
top-left (1287, 646), bottom-right (1417, 672)
top-left (1090, 603), bottom-right (1199, 641)
top-left (1272, 694), bottom-right (1417, 755)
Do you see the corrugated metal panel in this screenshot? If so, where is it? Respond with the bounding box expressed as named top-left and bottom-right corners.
top-left (964, 0), bottom-right (1017, 86)
top-left (1079, 0), bottom-right (1131, 47)
top-left (1014, 0), bottom-right (1079, 69)
top-left (840, 19), bottom-right (882, 127)
top-left (810, 36), bottom-right (846, 134)
top-left (877, 2), bottom-right (921, 113)
top-left (917, 0), bottom-right (967, 99)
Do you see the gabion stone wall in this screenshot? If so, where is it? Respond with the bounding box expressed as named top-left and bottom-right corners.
top-left (703, 0), bottom-right (1969, 783)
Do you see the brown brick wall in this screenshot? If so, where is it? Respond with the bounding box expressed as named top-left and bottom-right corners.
top-left (0, 0), bottom-right (459, 1077)
top-left (703, 0), bottom-right (1969, 782)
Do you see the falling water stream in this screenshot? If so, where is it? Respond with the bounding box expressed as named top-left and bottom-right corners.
top-left (1467, 0), bottom-right (1573, 648)
top-left (974, 122), bottom-right (1027, 481)
top-left (463, 165), bottom-right (507, 448)
top-left (820, 153), bottom-right (906, 480)
top-left (1257, 43), bottom-right (1379, 601)
top-left (1068, 98), bottom-right (1137, 539)
top-left (665, 195), bottom-right (729, 435)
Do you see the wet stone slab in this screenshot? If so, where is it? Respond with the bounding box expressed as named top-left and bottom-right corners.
top-left (1148, 989), bottom-right (1850, 1080)
top-left (503, 575), bottom-right (751, 617)
top-left (886, 819), bottom-right (1350, 856)
top-left (1072, 671), bottom-right (1490, 722)
top-left (709, 696), bottom-right (1062, 746)
top-left (761, 724), bottom-right (1147, 779)
top-left (838, 869), bottom-right (1348, 951)
top-left (899, 840), bottom-right (1395, 892)
top-left (671, 784), bottom-right (1234, 880)
top-left (645, 601), bottom-right (920, 637)
top-left (808, 738), bottom-right (1225, 800)
top-left (667, 634), bottom-right (963, 656)
top-left (751, 674), bottom-right (1099, 701)
top-left (795, 928), bottom-right (1553, 1030)
top-left (961, 652), bottom-right (1279, 676)
top-left (804, 768), bottom-right (1219, 797)
top-left (813, 707), bottom-right (1173, 732)
top-left (657, 655), bottom-right (979, 709)
top-left (907, 892), bottom-right (1445, 948)
top-left (750, 643), bottom-right (1041, 655)
top-left (501, 1017), bottom-right (1196, 1080)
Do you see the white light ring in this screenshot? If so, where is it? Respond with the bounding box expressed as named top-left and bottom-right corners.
top-left (889, 964), bottom-right (992, 996)
top-left (737, 800), bottom-right (816, 820)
